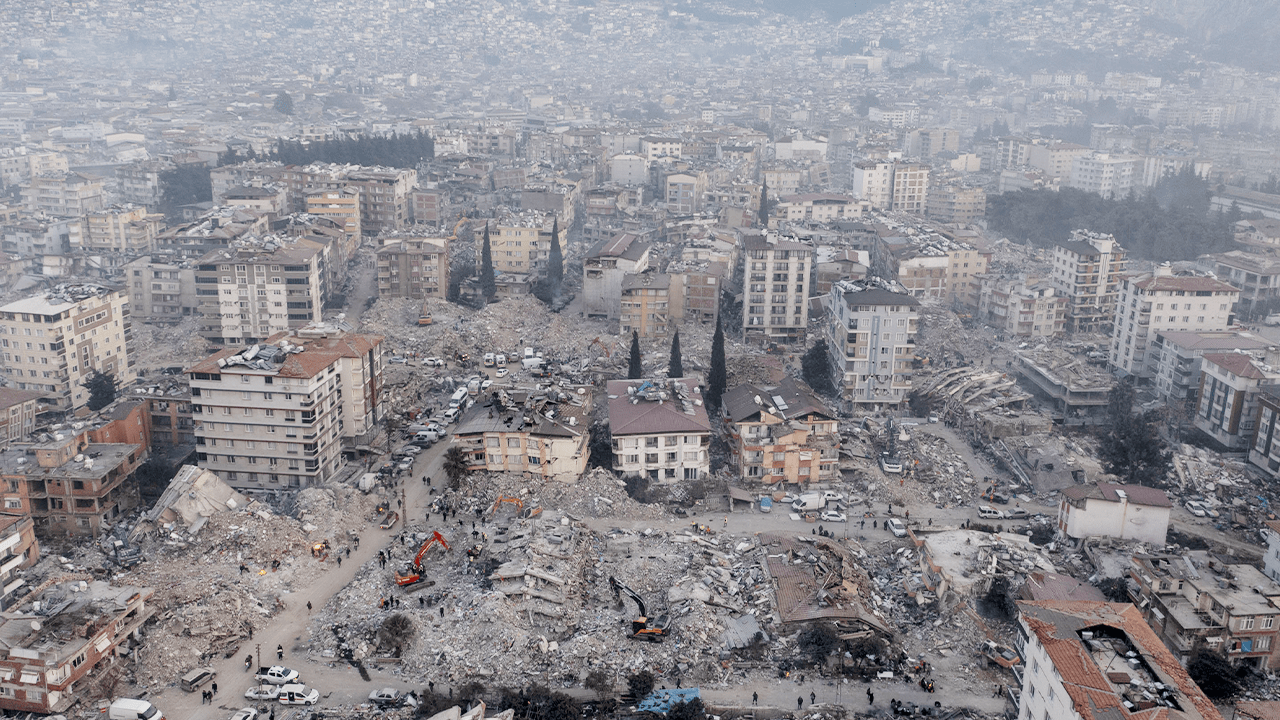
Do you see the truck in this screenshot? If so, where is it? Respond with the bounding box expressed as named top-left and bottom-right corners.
top-left (791, 493), bottom-right (826, 512)
top-left (759, 496), bottom-right (773, 513)
top-left (254, 666), bottom-right (300, 685)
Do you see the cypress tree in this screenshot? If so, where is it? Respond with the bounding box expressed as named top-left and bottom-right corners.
top-left (628, 331), bottom-right (643, 379)
top-left (758, 178), bottom-right (770, 227)
top-left (548, 217), bottom-right (563, 297)
top-left (479, 224), bottom-right (496, 299)
top-left (668, 331), bottom-right (683, 378)
top-left (707, 317), bottom-right (727, 414)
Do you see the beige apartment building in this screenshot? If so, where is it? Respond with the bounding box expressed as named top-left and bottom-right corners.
top-left (1109, 267), bottom-right (1240, 380)
top-left (305, 187), bottom-right (361, 249)
top-left (21, 172), bottom-right (104, 217)
top-left (1050, 230), bottom-right (1128, 333)
top-left (194, 237), bottom-right (328, 346)
top-left (69, 205), bottom-right (164, 252)
top-left (825, 280), bottom-right (919, 409)
top-left (0, 284), bottom-right (135, 412)
top-left (742, 233), bottom-right (812, 346)
top-left (480, 215), bottom-right (565, 275)
top-left (375, 236), bottom-right (449, 299)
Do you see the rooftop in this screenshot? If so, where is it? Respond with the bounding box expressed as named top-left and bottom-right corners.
top-left (607, 379), bottom-right (711, 436)
top-left (0, 283), bottom-right (122, 316)
top-left (1061, 483), bottom-right (1171, 508)
top-left (190, 331), bottom-right (382, 379)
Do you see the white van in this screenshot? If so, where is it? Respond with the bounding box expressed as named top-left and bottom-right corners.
top-left (109, 698), bottom-right (163, 720)
top-left (443, 407), bottom-right (460, 423)
top-left (792, 494), bottom-right (826, 511)
top-left (448, 388), bottom-right (468, 409)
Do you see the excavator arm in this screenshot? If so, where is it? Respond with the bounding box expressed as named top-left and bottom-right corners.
top-left (396, 531), bottom-right (450, 589)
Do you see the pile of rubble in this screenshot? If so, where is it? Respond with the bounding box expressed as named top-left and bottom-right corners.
top-left (129, 316), bottom-right (211, 372)
top-left (457, 468), bottom-right (672, 521)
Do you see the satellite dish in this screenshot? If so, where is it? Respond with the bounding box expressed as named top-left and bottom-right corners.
top-left (30, 621), bottom-right (41, 631)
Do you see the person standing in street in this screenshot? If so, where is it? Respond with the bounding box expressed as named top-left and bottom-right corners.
top-left (277, 644), bottom-right (284, 660)
top-left (797, 698), bottom-right (803, 710)
top-left (752, 692), bottom-right (758, 706)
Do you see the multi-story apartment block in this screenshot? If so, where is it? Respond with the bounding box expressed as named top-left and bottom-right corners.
top-left (451, 387), bottom-right (591, 482)
top-left (1027, 141), bottom-right (1091, 179)
top-left (584, 233), bottom-right (650, 320)
top-left (640, 137), bottom-right (682, 161)
top-left (925, 185), bottom-right (985, 224)
top-left (0, 513), bottom-right (37, 608)
top-left (1069, 153), bottom-right (1140, 199)
top-left (774, 194), bottom-right (869, 223)
top-left (890, 163), bottom-right (929, 213)
top-left (155, 207), bottom-right (270, 259)
top-left (194, 237), bottom-right (328, 346)
top-left (671, 266), bottom-right (721, 327)
top-left (0, 150), bottom-right (67, 188)
top-left (620, 272), bottom-right (681, 339)
top-left (298, 166), bottom-right (414, 237)
top-left (1016, 600), bottom-right (1224, 720)
top-left (123, 255), bottom-right (196, 326)
top-left (0, 580), bottom-right (153, 713)
top-left (977, 278), bottom-right (1067, 337)
top-left (665, 172), bottom-right (707, 215)
top-left (0, 389), bottom-right (41, 449)
top-left (0, 424), bottom-right (146, 538)
top-left (375, 236), bottom-right (448, 299)
top-left (902, 128), bottom-right (960, 158)
top-left (721, 378), bottom-right (839, 487)
top-left (852, 161), bottom-right (894, 209)
top-left (761, 167), bottom-right (803, 197)
top-left (20, 172), bottom-right (104, 217)
top-left (305, 187), bottom-right (361, 249)
top-left (1151, 330), bottom-right (1269, 406)
top-left (1194, 350), bottom-right (1280, 451)
top-left (224, 184), bottom-right (290, 217)
top-left (1208, 251), bottom-right (1280, 317)
top-left (608, 379), bottom-right (710, 483)
top-left (1129, 553), bottom-right (1280, 670)
top-left (2, 216), bottom-right (74, 256)
top-left (1250, 391), bottom-right (1280, 480)
top-left (742, 233), bottom-right (811, 346)
top-left (825, 280), bottom-right (919, 409)
top-left (189, 330), bottom-right (384, 492)
top-left (480, 215), bottom-right (564, 275)
top-left (411, 188), bottom-right (445, 224)
top-left (0, 284), bottom-right (135, 412)
top-left (115, 159), bottom-right (171, 208)
top-left (68, 205), bottom-right (164, 253)
top-left (1050, 230), bottom-right (1128, 333)
top-left (1109, 268), bottom-right (1239, 379)
top-left (994, 137), bottom-right (1033, 169)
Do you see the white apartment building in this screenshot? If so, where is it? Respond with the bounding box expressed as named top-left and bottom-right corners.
top-left (607, 379), bottom-right (710, 484)
top-left (665, 172), bottom-right (706, 215)
top-left (825, 280), bottom-right (919, 410)
top-left (194, 237), bottom-right (328, 346)
top-left (124, 255), bottom-right (196, 326)
top-left (21, 172), bottom-right (104, 217)
top-left (1109, 266), bottom-right (1240, 379)
top-left (189, 330), bottom-right (384, 492)
top-left (774, 194), bottom-right (870, 223)
top-left (742, 233), bottom-right (812, 346)
top-left (1068, 153), bottom-right (1140, 199)
top-left (977, 278), bottom-right (1067, 338)
top-left (583, 233), bottom-right (650, 320)
top-left (890, 163), bottom-right (929, 213)
top-left (0, 284), bottom-right (135, 412)
top-left (852, 161), bottom-right (894, 209)
top-left (1027, 141), bottom-right (1091, 179)
top-left (640, 137), bottom-right (682, 161)
top-left (1049, 230), bottom-right (1128, 333)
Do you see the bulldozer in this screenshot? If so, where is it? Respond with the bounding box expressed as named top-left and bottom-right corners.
top-left (609, 576), bottom-right (670, 643)
top-left (395, 531), bottom-right (450, 591)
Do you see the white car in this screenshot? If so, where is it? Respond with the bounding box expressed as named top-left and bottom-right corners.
top-left (1184, 501), bottom-right (1208, 518)
top-left (819, 510), bottom-right (847, 523)
top-left (821, 491), bottom-right (845, 503)
top-left (887, 518), bottom-right (908, 537)
top-left (254, 666), bottom-right (300, 685)
top-left (978, 505), bottom-right (1005, 520)
top-left (495, 367), bottom-right (508, 378)
top-left (423, 357), bottom-right (444, 367)
top-left (231, 709), bottom-right (259, 720)
top-left (277, 683), bottom-right (319, 705)
top-left (481, 379), bottom-right (493, 390)
top-left (245, 685), bottom-right (281, 701)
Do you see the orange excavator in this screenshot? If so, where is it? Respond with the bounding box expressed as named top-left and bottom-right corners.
top-left (609, 576), bottom-right (670, 643)
top-left (491, 495), bottom-right (524, 515)
top-left (588, 336), bottom-right (612, 359)
top-left (394, 531), bottom-right (450, 591)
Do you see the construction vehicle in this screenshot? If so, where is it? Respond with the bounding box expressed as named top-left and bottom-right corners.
top-left (491, 495), bottom-right (524, 516)
top-left (418, 300), bottom-right (432, 326)
top-left (588, 337), bottom-right (612, 359)
top-left (608, 576), bottom-right (670, 643)
top-left (395, 531), bottom-right (450, 591)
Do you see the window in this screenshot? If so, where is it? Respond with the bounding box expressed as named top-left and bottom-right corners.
top-left (645, 453), bottom-right (658, 464)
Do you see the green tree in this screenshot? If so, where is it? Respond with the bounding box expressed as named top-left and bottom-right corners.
top-left (83, 370), bottom-right (118, 412)
top-left (158, 162), bottom-right (212, 217)
top-left (273, 91), bottom-right (294, 115)
top-left (547, 218), bottom-right (563, 297)
top-left (668, 699), bottom-right (707, 720)
top-left (1186, 645), bottom-right (1242, 699)
top-left (668, 331), bottom-right (683, 378)
top-left (627, 331), bottom-right (643, 379)
top-left (587, 421), bottom-right (613, 469)
top-left (758, 178), bottom-right (770, 227)
top-left (801, 339), bottom-right (835, 396)
top-left (479, 224), bottom-right (496, 300)
top-left (797, 623), bottom-right (840, 666)
top-left (584, 670), bottom-right (612, 699)
top-left (442, 446), bottom-right (471, 490)
top-left (1097, 380), bottom-right (1172, 487)
top-left (706, 317), bottom-right (727, 415)
top-left (626, 671), bottom-right (655, 699)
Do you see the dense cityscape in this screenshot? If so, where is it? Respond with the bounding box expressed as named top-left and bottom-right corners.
top-left (1, 1), bottom-right (1280, 720)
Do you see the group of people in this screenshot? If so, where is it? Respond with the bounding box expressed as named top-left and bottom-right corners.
top-left (199, 683), bottom-right (218, 704)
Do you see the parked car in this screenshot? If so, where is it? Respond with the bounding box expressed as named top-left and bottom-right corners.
top-left (231, 710), bottom-right (258, 720)
top-left (821, 491), bottom-right (845, 503)
top-left (481, 379), bottom-right (493, 391)
top-left (180, 667), bottom-right (217, 692)
top-left (978, 505), bottom-right (1005, 520)
top-left (245, 685), bottom-right (281, 701)
top-left (989, 491), bottom-right (1011, 505)
top-left (759, 496), bottom-right (773, 513)
top-left (1005, 507), bottom-right (1029, 520)
top-left (819, 510), bottom-right (847, 523)
top-left (423, 357), bottom-right (444, 367)
top-left (495, 367), bottom-right (508, 378)
top-left (253, 666), bottom-right (300, 685)
top-left (277, 684), bottom-right (319, 706)
top-left (369, 688), bottom-right (406, 707)
top-left (399, 445), bottom-right (422, 455)
top-left (1184, 500), bottom-right (1208, 517)
top-left (887, 518), bottom-right (908, 537)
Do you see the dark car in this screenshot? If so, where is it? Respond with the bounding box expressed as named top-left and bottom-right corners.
top-left (990, 492), bottom-right (1011, 505)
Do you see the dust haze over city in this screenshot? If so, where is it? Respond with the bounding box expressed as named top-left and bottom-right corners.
top-left (6, 0), bottom-right (1280, 719)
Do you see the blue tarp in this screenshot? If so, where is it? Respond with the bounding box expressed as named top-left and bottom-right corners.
top-left (637, 688), bottom-right (701, 713)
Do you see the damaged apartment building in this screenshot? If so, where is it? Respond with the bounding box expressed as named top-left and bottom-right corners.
top-left (452, 386), bottom-right (592, 482)
top-left (0, 580), bottom-right (154, 715)
top-left (608, 379), bottom-right (711, 483)
top-left (824, 278), bottom-right (919, 411)
top-left (720, 378), bottom-right (840, 487)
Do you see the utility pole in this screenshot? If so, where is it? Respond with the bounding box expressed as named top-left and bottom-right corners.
top-left (255, 643), bottom-right (260, 672)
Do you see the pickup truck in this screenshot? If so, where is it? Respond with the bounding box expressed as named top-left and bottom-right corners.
top-left (254, 666), bottom-right (300, 685)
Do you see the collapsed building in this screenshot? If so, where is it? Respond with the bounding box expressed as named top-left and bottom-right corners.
top-left (453, 385), bottom-right (592, 482)
top-left (721, 378), bottom-right (840, 487)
